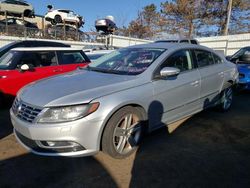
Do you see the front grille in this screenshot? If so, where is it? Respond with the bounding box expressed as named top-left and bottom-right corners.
top-left (12, 98), bottom-right (42, 123)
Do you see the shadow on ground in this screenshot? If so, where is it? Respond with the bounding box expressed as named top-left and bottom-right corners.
top-left (130, 91), bottom-right (250, 187)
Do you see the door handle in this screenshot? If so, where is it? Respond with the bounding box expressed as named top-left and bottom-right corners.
top-left (191, 80), bottom-right (199, 86)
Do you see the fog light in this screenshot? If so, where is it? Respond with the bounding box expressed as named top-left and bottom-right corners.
top-left (46, 141), bottom-right (56, 147)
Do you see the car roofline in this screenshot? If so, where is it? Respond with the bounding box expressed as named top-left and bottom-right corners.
top-left (10, 47), bottom-right (82, 51)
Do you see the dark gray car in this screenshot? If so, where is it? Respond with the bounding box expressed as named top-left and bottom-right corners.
top-left (11, 43), bottom-right (238, 159)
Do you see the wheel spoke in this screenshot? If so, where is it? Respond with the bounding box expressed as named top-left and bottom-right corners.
top-left (117, 136), bottom-right (127, 153)
top-left (128, 122), bottom-right (141, 134)
top-left (114, 127), bottom-right (126, 137)
top-left (124, 114), bottom-right (133, 129)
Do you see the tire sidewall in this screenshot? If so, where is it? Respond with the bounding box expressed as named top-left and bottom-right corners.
top-left (102, 106), bottom-right (144, 159)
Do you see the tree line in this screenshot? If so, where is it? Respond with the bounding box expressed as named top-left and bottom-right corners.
top-left (117, 0), bottom-right (250, 39)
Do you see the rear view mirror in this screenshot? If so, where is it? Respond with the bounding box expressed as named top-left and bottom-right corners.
top-left (160, 67), bottom-right (180, 78)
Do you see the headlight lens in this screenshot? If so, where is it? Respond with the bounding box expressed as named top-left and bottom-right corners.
top-left (38, 103), bottom-right (99, 123)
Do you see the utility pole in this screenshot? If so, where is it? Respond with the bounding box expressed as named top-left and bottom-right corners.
top-left (224, 0), bottom-right (233, 35)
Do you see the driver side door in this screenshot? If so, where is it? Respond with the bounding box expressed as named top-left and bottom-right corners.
top-left (151, 49), bottom-right (201, 129)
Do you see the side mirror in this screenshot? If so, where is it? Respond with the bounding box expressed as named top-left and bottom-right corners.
top-left (160, 67), bottom-right (180, 78)
top-left (20, 64), bottom-right (34, 71)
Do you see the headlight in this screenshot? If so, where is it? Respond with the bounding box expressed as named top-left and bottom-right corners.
top-left (38, 103), bottom-right (99, 123)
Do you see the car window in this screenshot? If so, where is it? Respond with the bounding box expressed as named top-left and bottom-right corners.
top-left (37, 52), bottom-right (57, 66)
top-left (194, 50), bottom-right (214, 67)
top-left (163, 50), bottom-right (193, 72)
top-left (17, 51), bottom-right (57, 68)
top-left (180, 40), bottom-right (189, 43)
top-left (17, 52), bottom-right (40, 68)
top-left (0, 51), bottom-right (19, 69)
top-left (213, 54), bottom-right (223, 64)
top-left (191, 40), bottom-right (198, 44)
top-left (59, 51), bottom-right (86, 65)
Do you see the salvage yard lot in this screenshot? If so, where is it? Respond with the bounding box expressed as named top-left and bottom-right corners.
top-left (0, 91), bottom-right (250, 188)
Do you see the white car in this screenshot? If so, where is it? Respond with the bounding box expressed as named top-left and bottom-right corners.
top-left (0, 0), bottom-right (34, 17)
top-left (45, 9), bottom-right (84, 27)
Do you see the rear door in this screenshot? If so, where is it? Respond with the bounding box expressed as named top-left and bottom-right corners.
top-left (56, 50), bottom-right (89, 73)
top-left (193, 49), bottom-right (225, 108)
top-left (152, 49), bottom-right (201, 128)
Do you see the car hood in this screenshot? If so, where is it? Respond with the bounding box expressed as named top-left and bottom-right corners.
top-left (19, 69), bottom-right (144, 107)
top-left (237, 64), bottom-right (250, 73)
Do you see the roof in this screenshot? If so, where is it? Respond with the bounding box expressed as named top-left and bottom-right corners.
top-left (10, 47), bottom-right (82, 51)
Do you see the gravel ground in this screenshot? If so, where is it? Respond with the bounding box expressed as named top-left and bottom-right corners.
top-left (0, 91), bottom-right (250, 188)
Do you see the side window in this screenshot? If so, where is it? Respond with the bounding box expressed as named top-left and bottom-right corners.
top-left (59, 51), bottom-right (86, 65)
top-left (191, 40), bottom-right (198, 44)
top-left (36, 52), bottom-right (57, 67)
top-left (195, 50), bottom-right (214, 68)
top-left (17, 52), bottom-right (41, 68)
top-left (213, 54), bottom-right (223, 64)
top-left (180, 40), bottom-right (189, 43)
top-left (163, 50), bottom-right (193, 72)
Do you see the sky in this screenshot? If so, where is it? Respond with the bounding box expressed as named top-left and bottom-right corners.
top-left (28, 0), bottom-right (163, 31)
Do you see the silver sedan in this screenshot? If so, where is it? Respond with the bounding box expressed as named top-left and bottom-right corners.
top-left (10, 43), bottom-right (238, 159)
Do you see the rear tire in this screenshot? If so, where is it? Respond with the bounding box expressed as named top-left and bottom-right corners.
top-left (219, 87), bottom-right (233, 112)
top-left (102, 106), bottom-right (144, 159)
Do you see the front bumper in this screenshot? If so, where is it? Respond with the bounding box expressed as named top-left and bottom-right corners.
top-left (238, 77), bottom-right (250, 90)
top-left (10, 109), bottom-right (103, 157)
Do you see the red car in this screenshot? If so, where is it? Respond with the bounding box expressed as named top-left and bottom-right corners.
top-left (0, 47), bottom-right (90, 104)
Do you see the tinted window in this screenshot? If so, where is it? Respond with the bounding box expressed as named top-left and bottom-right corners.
top-left (195, 50), bottom-right (214, 67)
top-left (163, 50), bottom-right (193, 72)
top-left (213, 54), bottom-right (223, 64)
top-left (180, 40), bottom-right (189, 43)
top-left (59, 51), bottom-right (86, 65)
top-left (17, 51), bottom-right (57, 68)
top-left (191, 40), bottom-right (198, 44)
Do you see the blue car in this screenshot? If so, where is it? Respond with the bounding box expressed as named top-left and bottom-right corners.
top-left (227, 47), bottom-right (250, 90)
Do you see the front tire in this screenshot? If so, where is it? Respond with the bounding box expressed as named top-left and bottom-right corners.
top-left (102, 106), bottom-right (144, 159)
top-left (219, 87), bottom-right (233, 111)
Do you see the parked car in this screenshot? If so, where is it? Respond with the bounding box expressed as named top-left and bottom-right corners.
top-left (0, 17), bottom-right (38, 35)
top-left (95, 16), bottom-right (117, 34)
top-left (45, 9), bottom-right (84, 27)
top-left (10, 43), bottom-right (238, 159)
top-left (85, 49), bottom-right (114, 61)
top-left (0, 40), bottom-right (70, 59)
top-left (226, 46), bottom-right (250, 90)
top-left (155, 38), bottom-right (199, 45)
top-left (0, 0), bottom-right (34, 17)
top-left (0, 47), bottom-right (90, 103)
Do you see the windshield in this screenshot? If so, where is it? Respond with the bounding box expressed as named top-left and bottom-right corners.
top-left (87, 48), bottom-right (165, 75)
top-left (231, 47), bottom-right (250, 63)
top-left (0, 50), bottom-right (18, 69)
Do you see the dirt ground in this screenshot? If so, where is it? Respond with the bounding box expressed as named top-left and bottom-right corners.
top-left (0, 91), bottom-right (250, 188)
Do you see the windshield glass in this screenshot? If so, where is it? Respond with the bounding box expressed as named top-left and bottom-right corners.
top-left (0, 51), bottom-right (18, 69)
top-left (87, 48), bottom-right (165, 75)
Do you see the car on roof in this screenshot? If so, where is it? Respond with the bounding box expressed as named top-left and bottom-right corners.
top-left (11, 43), bottom-right (238, 159)
top-left (45, 9), bottom-right (84, 27)
top-left (226, 46), bottom-right (250, 90)
top-left (155, 38), bottom-right (199, 45)
top-left (95, 16), bottom-right (117, 34)
top-left (0, 40), bottom-right (70, 59)
top-left (0, 47), bottom-right (90, 104)
top-left (0, 0), bottom-right (34, 17)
